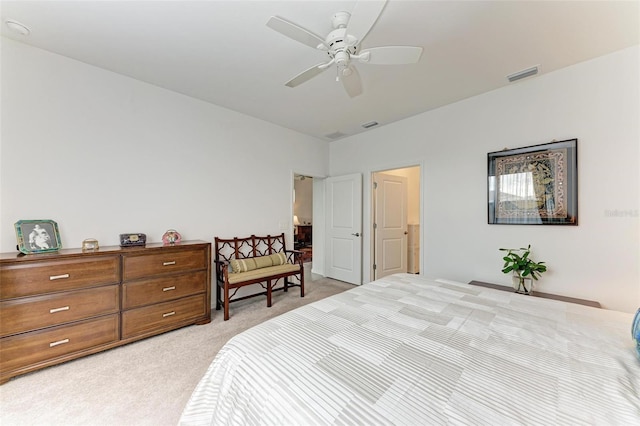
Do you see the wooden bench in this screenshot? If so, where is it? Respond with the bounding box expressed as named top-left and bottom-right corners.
top-left (214, 233), bottom-right (304, 320)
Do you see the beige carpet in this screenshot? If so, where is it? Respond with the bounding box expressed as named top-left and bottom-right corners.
top-left (0, 272), bottom-right (354, 426)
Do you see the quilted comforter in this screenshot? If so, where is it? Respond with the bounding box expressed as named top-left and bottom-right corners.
top-left (180, 274), bottom-right (639, 425)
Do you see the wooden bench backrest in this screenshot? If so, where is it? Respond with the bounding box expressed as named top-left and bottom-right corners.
top-left (214, 233), bottom-right (287, 263)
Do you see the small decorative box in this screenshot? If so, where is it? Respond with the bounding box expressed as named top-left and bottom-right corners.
top-left (119, 233), bottom-right (146, 247)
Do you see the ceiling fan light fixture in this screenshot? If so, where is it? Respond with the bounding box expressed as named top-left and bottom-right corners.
top-left (5, 19), bottom-right (31, 36)
top-left (507, 65), bottom-right (539, 82)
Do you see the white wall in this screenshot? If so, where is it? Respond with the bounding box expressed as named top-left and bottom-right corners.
top-left (0, 38), bottom-right (328, 253)
top-left (329, 46), bottom-right (640, 313)
top-left (2, 38), bottom-right (637, 313)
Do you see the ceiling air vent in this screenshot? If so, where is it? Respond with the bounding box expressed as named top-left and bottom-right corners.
top-left (325, 131), bottom-right (347, 140)
top-left (362, 121), bottom-right (379, 129)
top-left (507, 66), bottom-right (539, 82)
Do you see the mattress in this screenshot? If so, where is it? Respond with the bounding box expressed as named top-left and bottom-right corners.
top-left (180, 274), bottom-right (639, 425)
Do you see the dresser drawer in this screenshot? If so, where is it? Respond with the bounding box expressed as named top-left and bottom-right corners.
top-left (122, 247), bottom-right (207, 280)
top-left (122, 294), bottom-right (206, 339)
top-left (0, 285), bottom-right (119, 337)
top-left (0, 315), bottom-right (119, 374)
top-left (122, 271), bottom-right (206, 309)
top-left (0, 256), bottom-right (120, 299)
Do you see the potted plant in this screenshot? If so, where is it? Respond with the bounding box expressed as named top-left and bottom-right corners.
top-left (499, 245), bottom-right (547, 294)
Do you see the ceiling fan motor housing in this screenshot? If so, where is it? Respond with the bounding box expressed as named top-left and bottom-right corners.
top-left (325, 28), bottom-right (357, 60)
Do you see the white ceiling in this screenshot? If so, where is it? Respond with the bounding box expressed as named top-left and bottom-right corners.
top-left (1, 1), bottom-right (638, 141)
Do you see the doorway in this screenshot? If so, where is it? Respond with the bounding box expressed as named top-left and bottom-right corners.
top-left (371, 166), bottom-right (421, 280)
top-left (293, 174), bottom-right (313, 264)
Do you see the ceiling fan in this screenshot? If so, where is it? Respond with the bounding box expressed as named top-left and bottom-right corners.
top-left (266, 0), bottom-right (423, 98)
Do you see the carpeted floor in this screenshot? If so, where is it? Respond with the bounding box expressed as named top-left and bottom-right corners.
top-left (0, 271), bottom-right (354, 426)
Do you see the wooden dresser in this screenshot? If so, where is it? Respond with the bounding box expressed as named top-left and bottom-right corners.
top-left (0, 241), bottom-right (211, 384)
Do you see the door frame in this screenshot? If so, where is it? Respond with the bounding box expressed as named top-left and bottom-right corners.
top-left (291, 170), bottom-right (326, 276)
top-left (300, 161), bottom-right (423, 285)
top-left (369, 163), bottom-right (423, 281)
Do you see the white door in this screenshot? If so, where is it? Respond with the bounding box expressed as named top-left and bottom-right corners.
top-left (325, 173), bottom-right (362, 284)
top-left (373, 172), bottom-right (408, 279)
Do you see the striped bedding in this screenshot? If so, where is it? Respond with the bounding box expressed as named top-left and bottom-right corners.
top-left (180, 274), bottom-right (639, 425)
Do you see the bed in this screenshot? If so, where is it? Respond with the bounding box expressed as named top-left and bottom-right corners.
top-left (180, 274), bottom-right (639, 425)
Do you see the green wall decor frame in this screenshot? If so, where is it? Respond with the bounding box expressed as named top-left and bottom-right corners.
top-left (14, 219), bottom-right (62, 254)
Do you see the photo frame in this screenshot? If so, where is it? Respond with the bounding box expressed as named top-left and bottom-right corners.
top-left (14, 219), bottom-right (62, 254)
top-left (488, 139), bottom-right (578, 225)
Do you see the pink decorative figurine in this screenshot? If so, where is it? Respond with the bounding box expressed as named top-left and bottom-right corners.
top-left (162, 229), bottom-right (182, 245)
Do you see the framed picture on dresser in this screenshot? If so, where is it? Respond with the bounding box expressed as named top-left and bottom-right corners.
top-left (14, 219), bottom-right (62, 254)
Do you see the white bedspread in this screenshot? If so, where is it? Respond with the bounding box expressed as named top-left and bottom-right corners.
top-left (180, 274), bottom-right (640, 425)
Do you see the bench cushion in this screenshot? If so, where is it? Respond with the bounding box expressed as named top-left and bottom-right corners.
top-left (227, 263), bottom-right (300, 284)
top-left (230, 253), bottom-right (287, 273)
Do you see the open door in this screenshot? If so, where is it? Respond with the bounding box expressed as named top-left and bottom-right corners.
top-left (325, 173), bottom-right (362, 284)
top-left (373, 172), bottom-right (408, 279)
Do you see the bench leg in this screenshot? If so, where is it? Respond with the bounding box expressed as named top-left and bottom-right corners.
top-left (215, 281), bottom-right (221, 310)
top-left (266, 280), bottom-right (272, 307)
top-left (223, 283), bottom-right (230, 321)
top-left (300, 269), bottom-right (305, 298)
top-left (284, 277), bottom-right (289, 292)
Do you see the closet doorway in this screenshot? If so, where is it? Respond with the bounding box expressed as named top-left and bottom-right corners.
top-left (371, 166), bottom-right (421, 280)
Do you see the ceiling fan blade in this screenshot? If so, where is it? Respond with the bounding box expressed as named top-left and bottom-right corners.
top-left (285, 63), bottom-right (329, 88)
top-left (341, 66), bottom-right (363, 98)
top-left (267, 16), bottom-right (328, 50)
top-left (359, 46), bottom-right (423, 65)
top-left (346, 0), bottom-right (387, 46)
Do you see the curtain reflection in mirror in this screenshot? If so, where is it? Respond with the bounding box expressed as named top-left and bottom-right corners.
top-left (499, 171), bottom-right (541, 222)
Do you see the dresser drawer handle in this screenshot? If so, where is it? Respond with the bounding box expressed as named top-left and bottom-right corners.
top-left (49, 273), bottom-right (70, 281)
top-left (162, 311), bottom-right (176, 318)
top-left (162, 286), bottom-right (176, 292)
top-left (50, 306), bottom-right (70, 314)
top-left (50, 338), bottom-right (70, 347)
top-left (163, 261), bottom-right (176, 266)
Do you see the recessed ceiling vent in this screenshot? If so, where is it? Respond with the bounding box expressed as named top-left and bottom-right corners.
top-left (507, 66), bottom-right (539, 82)
top-left (325, 131), bottom-right (347, 140)
top-left (362, 121), bottom-right (379, 129)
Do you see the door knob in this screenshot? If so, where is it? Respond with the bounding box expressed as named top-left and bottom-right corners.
top-left (351, 232), bottom-right (360, 237)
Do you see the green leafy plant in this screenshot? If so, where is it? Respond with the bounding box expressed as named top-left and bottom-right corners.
top-left (499, 244), bottom-right (547, 280)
